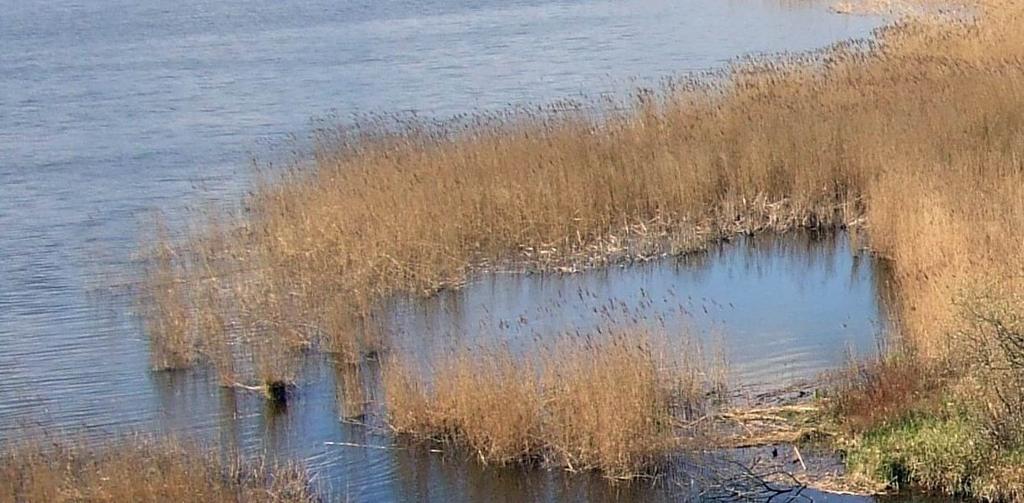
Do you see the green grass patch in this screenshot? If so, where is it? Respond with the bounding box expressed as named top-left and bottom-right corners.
top-left (845, 413), bottom-right (991, 497)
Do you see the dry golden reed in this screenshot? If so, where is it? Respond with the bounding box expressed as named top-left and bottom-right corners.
top-left (540, 333), bottom-right (683, 477)
top-left (382, 328), bottom-right (716, 479)
top-left (140, 218), bottom-right (194, 370)
top-left (138, 215), bottom-right (312, 390)
top-left (124, 0), bottom-right (1024, 495)
top-left (142, 0), bottom-right (1024, 370)
top-left (0, 436), bottom-right (317, 503)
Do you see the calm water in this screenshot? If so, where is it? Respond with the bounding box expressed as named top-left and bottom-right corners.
top-left (0, 0), bottom-right (886, 500)
top-left (389, 233), bottom-right (890, 393)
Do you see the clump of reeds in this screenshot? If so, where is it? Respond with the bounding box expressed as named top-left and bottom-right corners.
top-left (139, 209), bottom-right (386, 392)
top-left (382, 327), bottom-right (718, 479)
top-left (139, 218), bottom-right (195, 370)
top-left (540, 334), bottom-right (683, 477)
top-left (0, 435), bottom-right (318, 503)
top-left (383, 347), bottom-right (547, 466)
top-left (433, 348), bottom-right (545, 465)
top-left (138, 214), bottom-right (315, 399)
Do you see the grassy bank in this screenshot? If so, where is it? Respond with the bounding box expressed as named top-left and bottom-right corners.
top-left (836, 380), bottom-right (1024, 500)
top-left (830, 296), bottom-right (1024, 500)
top-left (137, 0), bottom-right (1024, 496)
top-left (0, 436), bottom-right (317, 503)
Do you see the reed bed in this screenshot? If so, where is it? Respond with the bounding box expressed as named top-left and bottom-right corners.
top-left (0, 436), bottom-right (317, 503)
top-left (383, 327), bottom-right (721, 479)
top-left (135, 0), bottom-right (1024, 494)
top-left (125, 0), bottom-right (1024, 495)
top-left (141, 0), bottom-right (1024, 370)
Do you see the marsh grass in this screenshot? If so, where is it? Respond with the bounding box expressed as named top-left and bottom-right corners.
top-left (540, 333), bottom-right (687, 477)
top-left (133, 0), bottom-right (1024, 494)
top-left (382, 327), bottom-right (720, 479)
top-left (845, 410), bottom-right (1024, 501)
top-left (0, 436), bottom-right (318, 503)
top-left (140, 219), bottom-right (195, 370)
top-left (142, 0), bottom-right (1024, 373)
top-left (845, 414), bottom-right (989, 496)
top-left (138, 217), bottom-right (314, 392)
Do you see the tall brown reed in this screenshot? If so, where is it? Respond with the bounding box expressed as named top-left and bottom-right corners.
top-left (142, 1), bottom-right (1024, 386)
top-left (139, 216), bottom-right (313, 391)
top-left (335, 361), bottom-right (368, 421)
top-left (0, 436), bottom-right (318, 503)
top-left (139, 218), bottom-right (195, 370)
top-left (382, 328), bottom-right (716, 479)
top-left (383, 346), bottom-right (546, 466)
top-left (540, 333), bottom-right (682, 477)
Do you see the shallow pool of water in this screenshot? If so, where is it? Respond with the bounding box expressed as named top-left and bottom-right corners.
top-left (389, 232), bottom-right (890, 394)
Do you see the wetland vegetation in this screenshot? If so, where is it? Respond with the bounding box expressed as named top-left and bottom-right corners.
top-left (382, 327), bottom-right (723, 478)
top-left (0, 436), bottom-right (317, 503)
top-left (9, 0), bottom-right (1024, 499)
top-left (136, 0), bottom-right (1024, 496)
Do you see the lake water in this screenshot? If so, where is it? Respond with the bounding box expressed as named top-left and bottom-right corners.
top-left (0, 0), bottom-right (885, 499)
